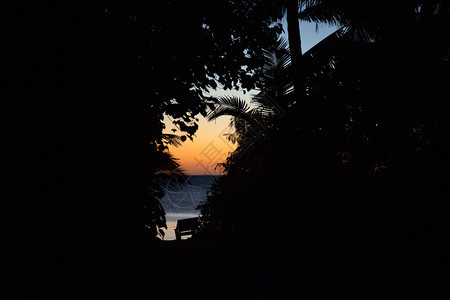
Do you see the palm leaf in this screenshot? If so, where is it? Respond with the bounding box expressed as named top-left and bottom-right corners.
top-left (207, 96), bottom-right (253, 123)
top-left (161, 133), bottom-right (184, 147)
top-left (299, 2), bottom-right (344, 27)
top-left (154, 151), bottom-right (189, 187)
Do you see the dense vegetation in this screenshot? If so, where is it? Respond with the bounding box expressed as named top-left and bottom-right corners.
top-left (197, 0), bottom-right (449, 284)
top-left (5, 0), bottom-right (282, 295)
top-left (5, 0), bottom-right (448, 297)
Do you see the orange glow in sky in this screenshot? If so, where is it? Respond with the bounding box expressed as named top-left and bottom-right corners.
top-left (163, 89), bottom-right (254, 175)
top-left (163, 114), bottom-right (236, 175)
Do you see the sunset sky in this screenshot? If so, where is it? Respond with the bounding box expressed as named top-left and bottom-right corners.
top-left (163, 21), bottom-right (338, 175)
top-left (163, 89), bottom-right (253, 175)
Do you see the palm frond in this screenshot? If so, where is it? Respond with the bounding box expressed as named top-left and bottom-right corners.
top-left (251, 93), bottom-right (282, 118)
top-left (207, 96), bottom-right (253, 122)
top-left (300, 1), bottom-right (386, 43)
top-left (263, 36), bottom-right (291, 71)
top-left (155, 151), bottom-right (181, 170)
top-left (255, 35), bottom-right (293, 103)
top-left (154, 151), bottom-right (189, 185)
top-left (223, 132), bottom-right (239, 144)
top-left (299, 2), bottom-right (345, 27)
top-left (161, 133), bottom-right (184, 147)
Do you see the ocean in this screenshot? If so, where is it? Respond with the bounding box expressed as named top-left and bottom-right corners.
top-left (159, 175), bottom-right (218, 240)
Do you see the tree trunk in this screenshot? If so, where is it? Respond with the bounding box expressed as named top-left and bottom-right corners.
top-left (286, 0), bottom-right (305, 102)
top-left (286, 0), bottom-right (313, 135)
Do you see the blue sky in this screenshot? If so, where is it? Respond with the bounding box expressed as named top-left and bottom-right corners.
top-left (282, 20), bottom-right (339, 53)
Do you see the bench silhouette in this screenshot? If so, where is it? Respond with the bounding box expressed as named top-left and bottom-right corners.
top-left (175, 217), bottom-right (199, 240)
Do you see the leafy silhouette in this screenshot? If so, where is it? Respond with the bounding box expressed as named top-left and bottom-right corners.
top-left (4, 0), bottom-right (449, 297)
top-left (198, 2), bottom-right (450, 292)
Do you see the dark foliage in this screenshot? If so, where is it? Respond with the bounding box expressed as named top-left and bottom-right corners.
top-left (4, 0), bottom-right (281, 296)
top-left (198, 0), bottom-right (450, 292)
top-left (4, 0), bottom-right (449, 297)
